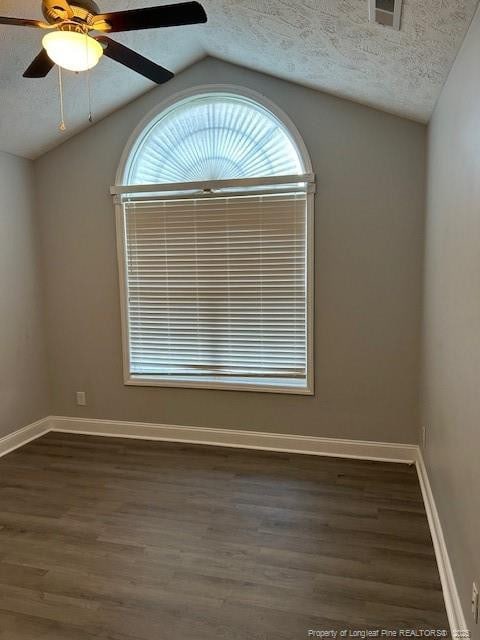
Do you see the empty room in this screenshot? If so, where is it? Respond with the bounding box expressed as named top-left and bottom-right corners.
top-left (0, 0), bottom-right (478, 637)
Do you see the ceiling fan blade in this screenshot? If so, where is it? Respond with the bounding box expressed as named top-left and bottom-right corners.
top-left (0, 16), bottom-right (51, 28)
top-left (96, 36), bottom-right (174, 84)
top-left (23, 49), bottom-right (55, 78)
top-left (92, 2), bottom-right (207, 33)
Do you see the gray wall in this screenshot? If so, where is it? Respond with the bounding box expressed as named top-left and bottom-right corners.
top-left (35, 57), bottom-right (426, 443)
top-left (422, 6), bottom-right (480, 633)
top-left (0, 152), bottom-right (50, 438)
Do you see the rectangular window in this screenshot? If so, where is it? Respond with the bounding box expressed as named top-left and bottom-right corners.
top-left (117, 190), bottom-right (313, 393)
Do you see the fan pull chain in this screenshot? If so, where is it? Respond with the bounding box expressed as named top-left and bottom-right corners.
top-left (85, 32), bottom-right (93, 124)
top-left (86, 65), bottom-right (93, 124)
top-left (58, 66), bottom-right (66, 132)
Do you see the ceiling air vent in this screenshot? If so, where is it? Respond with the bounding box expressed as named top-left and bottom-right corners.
top-left (369, 0), bottom-right (403, 29)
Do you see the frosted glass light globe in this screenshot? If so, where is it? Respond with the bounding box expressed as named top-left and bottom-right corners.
top-left (42, 31), bottom-right (103, 72)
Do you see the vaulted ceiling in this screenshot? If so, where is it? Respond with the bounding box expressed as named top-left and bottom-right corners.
top-left (0, 0), bottom-right (478, 158)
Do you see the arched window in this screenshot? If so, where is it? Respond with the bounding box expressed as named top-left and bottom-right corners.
top-left (113, 88), bottom-right (314, 393)
top-left (126, 94), bottom-right (303, 184)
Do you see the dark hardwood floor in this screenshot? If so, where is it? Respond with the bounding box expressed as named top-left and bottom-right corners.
top-left (0, 433), bottom-right (449, 639)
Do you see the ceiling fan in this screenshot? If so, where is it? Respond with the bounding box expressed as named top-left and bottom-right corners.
top-left (0, 0), bottom-right (207, 83)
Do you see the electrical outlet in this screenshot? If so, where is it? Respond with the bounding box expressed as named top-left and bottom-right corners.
top-left (421, 425), bottom-right (427, 449)
top-left (76, 391), bottom-right (86, 406)
top-left (472, 582), bottom-right (479, 623)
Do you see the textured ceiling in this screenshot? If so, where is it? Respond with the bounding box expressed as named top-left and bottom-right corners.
top-left (0, 0), bottom-right (478, 158)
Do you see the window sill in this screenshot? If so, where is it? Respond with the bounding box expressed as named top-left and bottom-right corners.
top-left (125, 374), bottom-right (313, 395)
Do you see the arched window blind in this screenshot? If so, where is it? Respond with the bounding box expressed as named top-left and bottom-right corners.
top-left (127, 95), bottom-right (303, 184)
top-left (114, 91), bottom-right (314, 394)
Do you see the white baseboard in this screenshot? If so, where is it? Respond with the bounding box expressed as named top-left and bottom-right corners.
top-left (0, 417), bottom-right (51, 458)
top-left (49, 415), bottom-right (418, 463)
top-left (0, 415), bottom-right (466, 634)
top-left (415, 450), bottom-right (468, 633)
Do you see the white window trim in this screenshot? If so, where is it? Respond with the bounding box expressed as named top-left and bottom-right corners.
top-left (113, 85), bottom-right (315, 396)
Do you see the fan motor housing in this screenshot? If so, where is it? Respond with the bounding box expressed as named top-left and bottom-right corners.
top-left (42, 0), bottom-right (100, 24)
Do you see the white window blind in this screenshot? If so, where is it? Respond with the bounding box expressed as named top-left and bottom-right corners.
top-left (127, 95), bottom-right (303, 184)
top-left (123, 192), bottom-right (308, 388)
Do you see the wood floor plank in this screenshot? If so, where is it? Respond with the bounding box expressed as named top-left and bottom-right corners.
top-left (0, 433), bottom-right (449, 638)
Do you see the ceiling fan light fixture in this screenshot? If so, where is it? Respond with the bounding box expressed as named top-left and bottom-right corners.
top-left (42, 31), bottom-right (103, 72)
